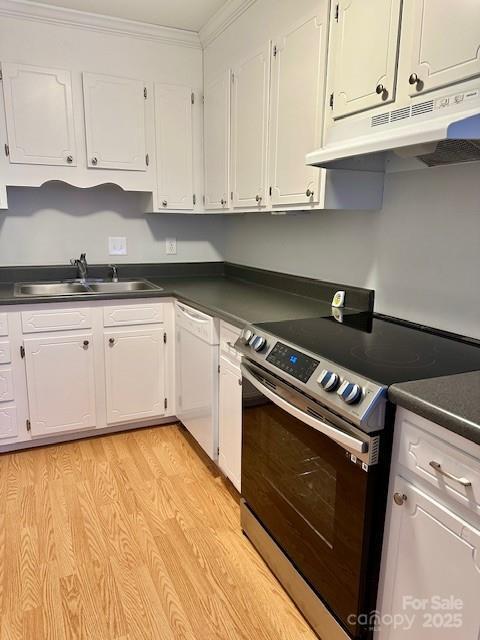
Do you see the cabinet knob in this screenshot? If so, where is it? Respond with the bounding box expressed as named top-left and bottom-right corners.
top-left (393, 492), bottom-right (407, 506)
top-left (256, 194), bottom-right (262, 203)
top-left (306, 189), bottom-right (314, 198)
top-left (66, 155), bottom-right (73, 164)
top-left (376, 84), bottom-right (385, 95)
top-left (91, 156), bottom-right (98, 166)
top-left (162, 200), bottom-right (168, 207)
top-left (220, 198), bottom-right (226, 206)
top-left (83, 340), bottom-right (89, 348)
top-left (109, 337), bottom-right (115, 346)
top-left (409, 73), bottom-right (420, 86)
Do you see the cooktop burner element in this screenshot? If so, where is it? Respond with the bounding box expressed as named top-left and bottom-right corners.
top-left (256, 312), bottom-right (480, 386)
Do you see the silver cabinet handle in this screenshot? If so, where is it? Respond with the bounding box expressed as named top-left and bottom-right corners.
top-left (162, 200), bottom-right (168, 207)
top-left (66, 155), bottom-right (73, 164)
top-left (256, 194), bottom-right (262, 203)
top-left (376, 84), bottom-right (385, 95)
top-left (83, 340), bottom-right (89, 348)
top-left (429, 461), bottom-right (472, 487)
top-left (91, 156), bottom-right (98, 165)
top-left (109, 337), bottom-right (115, 346)
top-left (393, 492), bottom-right (407, 506)
top-left (220, 198), bottom-right (226, 206)
top-left (241, 364), bottom-right (368, 454)
top-left (409, 72), bottom-right (420, 86)
top-left (306, 189), bottom-right (314, 197)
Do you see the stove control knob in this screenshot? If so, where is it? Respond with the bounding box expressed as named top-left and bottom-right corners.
top-left (338, 381), bottom-right (362, 405)
top-left (243, 328), bottom-right (254, 344)
top-left (318, 369), bottom-right (340, 392)
top-left (251, 335), bottom-right (266, 352)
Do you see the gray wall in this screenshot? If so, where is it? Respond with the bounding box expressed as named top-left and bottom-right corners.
top-left (223, 164), bottom-right (480, 339)
top-left (2, 183), bottom-right (225, 265)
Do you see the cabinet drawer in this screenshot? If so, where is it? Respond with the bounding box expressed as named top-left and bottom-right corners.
top-left (220, 322), bottom-right (242, 363)
top-left (104, 303), bottom-right (164, 327)
top-left (22, 308), bottom-right (92, 333)
top-left (0, 342), bottom-right (11, 365)
top-left (0, 369), bottom-right (14, 403)
top-left (398, 415), bottom-right (480, 516)
top-left (0, 314), bottom-right (8, 337)
top-left (0, 406), bottom-right (17, 440)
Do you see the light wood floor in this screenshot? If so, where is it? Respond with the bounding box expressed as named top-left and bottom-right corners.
top-left (0, 424), bottom-right (318, 640)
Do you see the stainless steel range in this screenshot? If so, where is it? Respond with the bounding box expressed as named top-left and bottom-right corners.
top-left (235, 312), bottom-right (480, 640)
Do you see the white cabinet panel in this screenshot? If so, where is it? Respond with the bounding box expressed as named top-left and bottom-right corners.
top-left (103, 303), bottom-right (163, 327)
top-left (231, 43), bottom-right (271, 209)
top-left (332, 0), bottom-right (402, 119)
top-left (0, 314), bottom-right (8, 337)
top-left (403, 0), bottom-right (480, 97)
top-left (0, 406), bottom-right (17, 440)
top-left (24, 334), bottom-right (96, 436)
top-left (269, 14), bottom-right (326, 207)
top-left (1, 62), bottom-right (76, 166)
top-left (218, 355), bottom-right (242, 493)
top-left (21, 307), bottom-right (92, 333)
top-left (204, 71), bottom-right (231, 210)
top-left (155, 84), bottom-right (194, 211)
top-left (0, 369), bottom-right (14, 403)
top-left (82, 72), bottom-right (147, 171)
top-left (0, 342), bottom-right (10, 365)
top-left (378, 476), bottom-right (480, 639)
top-left (104, 328), bottom-right (166, 424)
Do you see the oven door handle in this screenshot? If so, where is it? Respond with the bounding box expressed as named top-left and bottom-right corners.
top-left (241, 365), bottom-right (368, 454)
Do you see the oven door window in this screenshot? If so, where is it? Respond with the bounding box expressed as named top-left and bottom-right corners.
top-left (242, 377), bottom-right (372, 633)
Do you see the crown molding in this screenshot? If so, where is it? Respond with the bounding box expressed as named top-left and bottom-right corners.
top-left (199, 0), bottom-right (257, 48)
top-left (0, 0), bottom-right (201, 48)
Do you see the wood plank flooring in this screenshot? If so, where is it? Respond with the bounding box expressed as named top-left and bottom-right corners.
top-left (0, 424), bottom-right (318, 640)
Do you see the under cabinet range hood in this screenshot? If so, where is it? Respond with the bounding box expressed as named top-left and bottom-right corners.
top-left (307, 86), bottom-right (480, 170)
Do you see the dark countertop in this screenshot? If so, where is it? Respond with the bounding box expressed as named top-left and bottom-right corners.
top-left (389, 372), bottom-right (480, 447)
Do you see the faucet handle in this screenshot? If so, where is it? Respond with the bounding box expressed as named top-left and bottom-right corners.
top-left (109, 264), bottom-right (119, 283)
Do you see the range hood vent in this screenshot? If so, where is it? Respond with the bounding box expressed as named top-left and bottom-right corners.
top-left (306, 106), bottom-right (480, 169)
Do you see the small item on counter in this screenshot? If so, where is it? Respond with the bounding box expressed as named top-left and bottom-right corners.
top-left (331, 290), bottom-right (345, 308)
top-left (332, 307), bottom-right (344, 323)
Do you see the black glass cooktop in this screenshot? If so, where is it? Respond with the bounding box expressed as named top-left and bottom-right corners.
top-left (257, 312), bottom-right (480, 386)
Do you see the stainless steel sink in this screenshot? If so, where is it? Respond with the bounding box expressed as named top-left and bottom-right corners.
top-left (88, 280), bottom-right (161, 293)
top-left (14, 282), bottom-right (89, 297)
top-left (14, 279), bottom-right (162, 297)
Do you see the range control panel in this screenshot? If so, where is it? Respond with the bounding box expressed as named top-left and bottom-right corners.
top-left (266, 342), bottom-right (319, 383)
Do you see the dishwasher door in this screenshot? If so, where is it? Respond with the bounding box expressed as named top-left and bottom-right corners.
top-left (175, 303), bottom-right (219, 461)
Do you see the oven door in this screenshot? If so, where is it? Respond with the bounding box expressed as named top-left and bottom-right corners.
top-left (241, 361), bottom-right (381, 637)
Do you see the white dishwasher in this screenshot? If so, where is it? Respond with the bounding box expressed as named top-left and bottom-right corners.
top-left (175, 302), bottom-right (220, 461)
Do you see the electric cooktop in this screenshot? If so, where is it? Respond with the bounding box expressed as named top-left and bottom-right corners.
top-left (256, 312), bottom-right (480, 387)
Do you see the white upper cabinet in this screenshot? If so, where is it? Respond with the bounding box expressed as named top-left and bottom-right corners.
top-left (331, 0), bottom-right (402, 119)
top-left (24, 333), bottom-right (97, 437)
top-left (1, 62), bottom-right (76, 166)
top-left (269, 13), bottom-right (327, 207)
top-left (402, 0), bottom-right (480, 97)
top-left (104, 327), bottom-right (165, 424)
top-left (82, 72), bottom-right (147, 171)
top-left (231, 43), bottom-right (271, 209)
top-left (154, 84), bottom-right (194, 211)
top-left (204, 71), bottom-right (231, 210)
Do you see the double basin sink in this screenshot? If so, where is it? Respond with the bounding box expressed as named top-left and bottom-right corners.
top-left (14, 279), bottom-right (163, 297)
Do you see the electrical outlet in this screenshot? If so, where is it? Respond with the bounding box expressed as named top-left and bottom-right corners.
top-left (108, 236), bottom-right (127, 255)
top-left (166, 237), bottom-right (177, 255)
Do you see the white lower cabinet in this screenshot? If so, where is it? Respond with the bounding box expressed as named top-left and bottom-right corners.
top-left (104, 327), bottom-right (166, 424)
top-left (24, 333), bottom-right (97, 437)
top-left (377, 409), bottom-right (480, 639)
top-left (218, 355), bottom-right (242, 492)
top-left (378, 476), bottom-right (480, 639)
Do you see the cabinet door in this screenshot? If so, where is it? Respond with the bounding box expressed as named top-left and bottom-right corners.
top-left (204, 72), bottom-right (230, 210)
top-left (231, 44), bottom-right (271, 208)
top-left (155, 84), bottom-right (194, 211)
top-left (104, 328), bottom-right (165, 424)
top-left (83, 72), bottom-right (147, 171)
top-left (1, 62), bottom-right (76, 166)
top-left (378, 476), bottom-right (480, 639)
top-left (269, 14), bottom-right (326, 207)
top-left (24, 334), bottom-right (96, 437)
top-left (403, 0), bottom-right (480, 97)
top-left (331, 0), bottom-right (402, 119)
top-left (218, 356), bottom-right (242, 492)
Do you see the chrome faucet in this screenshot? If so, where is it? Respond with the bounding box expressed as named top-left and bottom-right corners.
top-left (109, 264), bottom-right (119, 283)
top-left (70, 253), bottom-right (88, 282)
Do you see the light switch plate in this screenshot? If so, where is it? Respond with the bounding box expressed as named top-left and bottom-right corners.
top-left (166, 237), bottom-right (177, 255)
top-left (108, 236), bottom-right (127, 256)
